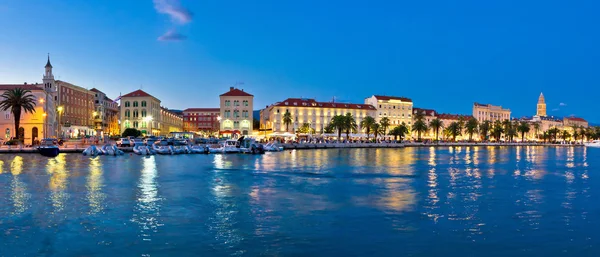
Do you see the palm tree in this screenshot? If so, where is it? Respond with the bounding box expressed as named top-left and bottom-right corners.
top-left (579, 126), bottom-right (587, 143)
top-left (379, 117), bottom-right (390, 137)
top-left (390, 123), bottom-right (410, 142)
top-left (344, 113), bottom-right (358, 140)
top-left (372, 123), bottom-right (382, 141)
top-left (429, 118), bottom-right (443, 141)
top-left (533, 122), bottom-right (541, 140)
top-left (560, 130), bottom-right (571, 142)
top-left (412, 119), bottom-right (428, 141)
top-left (492, 120), bottom-right (504, 141)
top-left (572, 125), bottom-right (580, 143)
top-left (282, 110), bottom-right (292, 132)
top-left (502, 120), bottom-right (513, 142)
top-left (0, 88), bottom-right (37, 142)
top-left (298, 123), bottom-right (314, 134)
top-left (465, 117), bottom-right (479, 141)
top-left (542, 131), bottom-right (549, 143)
top-left (516, 122), bottom-right (531, 142)
top-left (360, 116), bottom-right (376, 140)
top-left (548, 127), bottom-right (561, 142)
top-left (330, 115), bottom-right (346, 140)
top-left (479, 120), bottom-right (491, 141)
top-left (447, 122), bottom-right (462, 141)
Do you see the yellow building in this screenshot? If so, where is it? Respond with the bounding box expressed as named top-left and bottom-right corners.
top-left (472, 102), bottom-right (511, 122)
top-left (563, 117), bottom-right (588, 128)
top-left (261, 98), bottom-right (377, 133)
top-left (364, 95), bottom-right (413, 127)
top-left (119, 89), bottom-right (182, 136)
top-left (220, 87), bottom-right (254, 136)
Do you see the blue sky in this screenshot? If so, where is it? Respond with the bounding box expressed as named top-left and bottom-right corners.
top-left (1, 0), bottom-right (599, 122)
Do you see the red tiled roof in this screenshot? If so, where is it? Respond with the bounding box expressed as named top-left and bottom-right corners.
top-left (184, 108), bottom-right (220, 112)
top-left (273, 98), bottom-right (376, 110)
top-left (373, 95), bottom-right (412, 102)
top-left (220, 87), bottom-right (253, 97)
top-left (413, 107), bottom-right (437, 116)
top-left (437, 113), bottom-right (473, 120)
top-left (564, 117), bottom-right (587, 122)
top-left (0, 84), bottom-right (45, 91)
top-left (122, 89), bottom-right (154, 98)
top-left (90, 88), bottom-right (102, 93)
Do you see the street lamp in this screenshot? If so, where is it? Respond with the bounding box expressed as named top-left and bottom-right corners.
top-left (144, 116), bottom-right (153, 136)
top-left (57, 106), bottom-right (63, 138)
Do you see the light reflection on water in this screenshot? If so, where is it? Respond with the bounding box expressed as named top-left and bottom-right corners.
top-left (0, 147), bottom-right (598, 256)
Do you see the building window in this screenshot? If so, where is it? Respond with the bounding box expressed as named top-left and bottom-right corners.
top-left (225, 100), bottom-right (231, 106)
top-left (141, 101), bottom-right (147, 107)
top-left (125, 101), bottom-right (130, 107)
top-left (133, 110), bottom-right (139, 118)
top-left (133, 101), bottom-right (138, 107)
top-left (142, 109), bottom-right (147, 117)
top-left (125, 110), bottom-right (131, 117)
top-left (133, 121), bottom-right (139, 128)
top-left (243, 100), bottom-right (249, 106)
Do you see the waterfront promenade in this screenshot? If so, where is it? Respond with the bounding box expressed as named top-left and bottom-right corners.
top-left (0, 141), bottom-right (582, 154)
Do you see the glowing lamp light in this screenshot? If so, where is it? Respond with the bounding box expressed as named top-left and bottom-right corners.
top-left (57, 106), bottom-right (64, 112)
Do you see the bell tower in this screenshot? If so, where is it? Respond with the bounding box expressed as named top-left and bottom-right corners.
top-left (536, 93), bottom-right (547, 117)
top-left (42, 54), bottom-right (55, 92)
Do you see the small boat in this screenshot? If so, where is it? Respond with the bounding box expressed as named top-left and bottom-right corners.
top-left (223, 139), bottom-right (241, 153)
top-left (584, 140), bottom-right (600, 148)
top-left (38, 138), bottom-right (60, 157)
top-left (133, 145), bottom-right (150, 155)
top-left (170, 146), bottom-right (187, 154)
top-left (189, 145), bottom-right (210, 154)
top-left (208, 144), bottom-right (224, 154)
top-left (152, 144), bottom-right (173, 155)
top-left (101, 144), bottom-right (123, 156)
top-left (263, 142), bottom-right (284, 152)
top-left (83, 145), bottom-right (103, 156)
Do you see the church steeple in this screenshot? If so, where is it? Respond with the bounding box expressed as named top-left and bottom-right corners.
top-left (536, 92), bottom-right (547, 117)
top-left (45, 54), bottom-right (53, 68)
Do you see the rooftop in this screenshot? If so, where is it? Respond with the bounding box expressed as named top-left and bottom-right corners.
top-left (220, 87), bottom-right (253, 97)
top-left (564, 116), bottom-right (587, 122)
top-left (122, 89), bottom-right (155, 98)
top-left (437, 113), bottom-right (473, 120)
top-left (0, 83), bottom-right (45, 91)
top-left (372, 95), bottom-right (412, 102)
top-left (413, 107), bottom-right (437, 116)
top-left (272, 98), bottom-right (376, 110)
top-left (183, 108), bottom-right (220, 113)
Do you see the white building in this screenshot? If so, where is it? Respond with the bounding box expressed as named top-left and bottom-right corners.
top-left (364, 95), bottom-right (413, 127)
top-left (472, 102), bottom-right (511, 122)
top-left (219, 87), bottom-right (254, 136)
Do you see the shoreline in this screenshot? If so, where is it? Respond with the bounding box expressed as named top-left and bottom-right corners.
top-left (0, 143), bottom-right (584, 154)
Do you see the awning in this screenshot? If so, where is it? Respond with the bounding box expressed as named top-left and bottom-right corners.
top-left (220, 130), bottom-right (241, 134)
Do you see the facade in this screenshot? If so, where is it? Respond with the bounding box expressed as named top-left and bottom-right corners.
top-left (534, 116), bottom-right (563, 132)
top-left (364, 95), bottom-right (413, 127)
top-left (0, 56), bottom-right (58, 144)
top-left (261, 98), bottom-right (377, 134)
top-left (0, 84), bottom-right (56, 144)
top-left (563, 117), bottom-right (588, 128)
top-left (536, 93), bottom-right (547, 117)
top-left (412, 108), bottom-right (438, 139)
top-left (472, 102), bottom-right (511, 122)
top-left (56, 80), bottom-right (95, 137)
top-left (120, 89), bottom-right (162, 136)
top-left (220, 87), bottom-right (254, 135)
top-left (183, 108), bottom-right (220, 133)
top-left (161, 107), bottom-right (184, 135)
top-left (119, 89), bottom-right (183, 136)
top-left (90, 88), bottom-right (119, 136)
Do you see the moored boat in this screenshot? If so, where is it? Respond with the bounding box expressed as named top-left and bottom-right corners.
top-left (38, 138), bottom-right (60, 157)
top-left (584, 140), bottom-right (600, 148)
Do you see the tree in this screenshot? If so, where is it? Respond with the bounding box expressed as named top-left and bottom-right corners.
top-left (372, 123), bottom-right (383, 141)
top-left (360, 116), bottom-right (376, 140)
top-left (412, 119), bottom-right (428, 141)
top-left (330, 115), bottom-right (346, 140)
top-left (122, 128), bottom-right (142, 137)
top-left (465, 117), bottom-right (479, 141)
top-left (579, 126), bottom-right (587, 143)
top-left (533, 122), bottom-right (541, 139)
top-left (324, 123), bottom-right (335, 134)
top-left (502, 120), bottom-right (513, 142)
top-left (380, 117), bottom-right (390, 137)
top-left (479, 120), bottom-right (491, 141)
top-left (548, 127), bottom-right (561, 142)
top-left (344, 113), bottom-right (358, 139)
top-left (516, 122), bottom-right (531, 142)
top-left (282, 110), bottom-right (292, 132)
top-left (492, 120), bottom-right (504, 141)
top-left (447, 122), bottom-right (462, 141)
top-left (298, 123), bottom-right (314, 134)
top-left (429, 118), bottom-right (443, 141)
top-left (0, 88), bottom-right (37, 141)
top-left (542, 131), bottom-right (549, 143)
top-left (390, 123), bottom-right (410, 142)
top-left (560, 130), bottom-right (571, 142)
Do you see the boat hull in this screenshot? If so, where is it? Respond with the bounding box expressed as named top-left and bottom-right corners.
top-left (39, 147), bottom-right (60, 157)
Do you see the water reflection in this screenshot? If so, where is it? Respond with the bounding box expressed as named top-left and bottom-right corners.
top-left (132, 156), bottom-right (163, 242)
top-left (87, 157), bottom-right (105, 215)
top-left (46, 154), bottom-right (69, 213)
top-left (10, 156), bottom-right (29, 215)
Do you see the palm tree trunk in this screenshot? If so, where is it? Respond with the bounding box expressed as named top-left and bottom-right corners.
top-left (14, 110), bottom-right (21, 142)
top-left (522, 132), bottom-right (525, 142)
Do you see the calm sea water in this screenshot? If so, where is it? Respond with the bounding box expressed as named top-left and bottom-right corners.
top-left (0, 147), bottom-right (597, 256)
